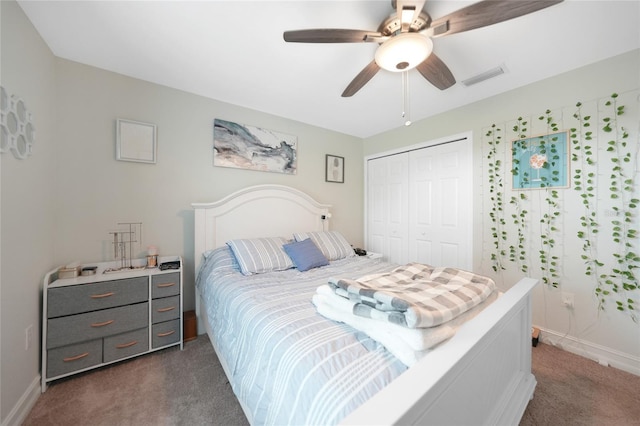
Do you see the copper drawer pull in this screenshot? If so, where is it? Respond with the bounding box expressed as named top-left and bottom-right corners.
top-left (90, 292), bottom-right (115, 299)
top-left (116, 341), bottom-right (138, 349)
top-left (157, 330), bottom-right (175, 337)
top-left (157, 306), bottom-right (176, 313)
top-left (91, 319), bottom-right (114, 327)
top-left (63, 352), bottom-right (89, 362)
top-left (157, 282), bottom-right (175, 288)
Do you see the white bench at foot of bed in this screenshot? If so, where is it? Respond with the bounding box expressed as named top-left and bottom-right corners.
top-left (341, 277), bottom-right (538, 426)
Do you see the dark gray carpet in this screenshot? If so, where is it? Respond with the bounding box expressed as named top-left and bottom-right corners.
top-left (25, 337), bottom-right (248, 426)
top-left (24, 337), bottom-right (640, 425)
top-left (521, 342), bottom-right (640, 426)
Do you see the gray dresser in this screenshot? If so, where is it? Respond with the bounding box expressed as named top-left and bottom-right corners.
top-left (41, 257), bottom-right (182, 392)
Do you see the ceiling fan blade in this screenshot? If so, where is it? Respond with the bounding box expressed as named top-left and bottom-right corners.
top-left (284, 29), bottom-right (381, 43)
top-left (416, 54), bottom-right (456, 90)
top-left (342, 60), bottom-right (380, 97)
top-left (430, 0), bottom-right (563, 37)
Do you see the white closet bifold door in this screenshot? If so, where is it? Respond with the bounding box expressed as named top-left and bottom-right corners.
top-left (366, 135), bottom-right (472, 269)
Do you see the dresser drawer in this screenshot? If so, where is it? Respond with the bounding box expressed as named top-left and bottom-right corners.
top-left (152, 273), bottom-right (180, 299)
top-left (48, 277), bottom-right (148, 318)
top-left (152, 319), bottom-right (180, 349)
top-left (42, 257), bottom-right (184, 392)
top-left (152, 295), bottom-right (180, 324)
top-left (47, 339), bottom-right (102, 378)
top-left (47, 302), bottom-right (149, 349)
top-left (103, 327), bottom-right (149, 363)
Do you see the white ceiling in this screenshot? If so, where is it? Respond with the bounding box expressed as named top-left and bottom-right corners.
top-left (17, 0), bottom-right (640, 138)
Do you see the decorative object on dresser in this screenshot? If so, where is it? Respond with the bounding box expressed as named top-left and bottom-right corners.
top-left (146, 245), bottom-right (158, 268)
top-left (41, 256), bottom-right (183, 392)
top-left (107, 222), bottom-right (143, 272)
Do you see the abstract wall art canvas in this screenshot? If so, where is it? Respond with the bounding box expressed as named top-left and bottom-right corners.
top-left (511, 131), bottom-right (569, 190)
top-left (213, 119), bottom-right (297, 174)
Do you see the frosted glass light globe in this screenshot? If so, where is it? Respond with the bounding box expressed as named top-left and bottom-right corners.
top-left (375, 33), bottom-right (433, 72)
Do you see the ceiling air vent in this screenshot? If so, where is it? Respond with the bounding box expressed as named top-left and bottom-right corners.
top-left (461, 65), bottom-right (506, 87)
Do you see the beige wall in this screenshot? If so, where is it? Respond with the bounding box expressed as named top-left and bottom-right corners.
top-left (363, 49), bottom-right (640, 371)
top-left (1, 0), bottom-right (57, 422)
top-left (53, 58), bottom-right (364, 313)
top-left (2, 0), bottom-right (638, 422)
top-left (2, 1), bottom-right (364, 422)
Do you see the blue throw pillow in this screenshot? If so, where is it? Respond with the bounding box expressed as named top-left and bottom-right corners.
top-left (283, 238), bottom-right (329, 272)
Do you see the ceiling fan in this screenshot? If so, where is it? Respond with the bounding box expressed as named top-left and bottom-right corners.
top-left (283, 0), bottom-right (564, 97)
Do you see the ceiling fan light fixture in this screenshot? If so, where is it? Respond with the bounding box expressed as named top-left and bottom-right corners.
top-left (375, 33), bottom-right (433, 72)
top-left (401, 7), bottom-right (416, 25)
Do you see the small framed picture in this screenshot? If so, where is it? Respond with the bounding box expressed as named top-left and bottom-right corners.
top-left (116, 119), bottom-right (157, 164)
top-left (325, 154), bottom-right (344, 183)
top-left (511, 131), bottom-right (569, 190)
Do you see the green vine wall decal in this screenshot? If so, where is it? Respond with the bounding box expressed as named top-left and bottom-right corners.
top-left (536, 110), bottom-right (562, 288)
top-left (571, 102), bottom-right (604, 292)
top-left (486, 124), bottom-right (507, 272)
top-left (600, 94), bottom-right (639, 317)
top-left (506, 113), bottom-right (563, 287)
top-left (538, 187), bottom-right (561, 287)
top-left (570, 93), bottom-right (638, 319)
top-left (484, 91), bottom-right (639, 320)
top-left (508, 117), bottom-right (530, 274)
top-left (509, 193), bottom-right (529, 273)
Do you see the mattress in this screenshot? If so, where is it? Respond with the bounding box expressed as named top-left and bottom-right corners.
top-left (196, 247), bottom-right (495, 425)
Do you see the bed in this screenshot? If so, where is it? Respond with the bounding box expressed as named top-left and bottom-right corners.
top-left (192, 184), bottom-right (538, 425)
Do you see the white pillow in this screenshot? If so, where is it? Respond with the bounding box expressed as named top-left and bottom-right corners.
top-left (226, 237), bottom-right (293, 275)
top-left (292, 231), bottom-right (355, 261)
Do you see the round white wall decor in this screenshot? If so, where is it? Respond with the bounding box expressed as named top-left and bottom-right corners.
top-left (0, 86), bottom-right (36, 159)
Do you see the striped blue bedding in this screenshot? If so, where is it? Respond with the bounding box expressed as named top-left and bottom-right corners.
top-left (197, 247), bottom-right (407, 425)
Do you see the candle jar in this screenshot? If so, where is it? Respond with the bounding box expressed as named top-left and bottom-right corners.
top-left (146, 254), bottom-right (158, 268)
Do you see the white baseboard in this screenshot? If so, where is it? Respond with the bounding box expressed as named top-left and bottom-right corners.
top-left (537, 327), bottom-right (640, 377)
top-left (1, 375), bottom-right (40, 426)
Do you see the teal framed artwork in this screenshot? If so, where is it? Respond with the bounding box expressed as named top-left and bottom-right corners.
top-left (511, 131), bottom-right (569, 190)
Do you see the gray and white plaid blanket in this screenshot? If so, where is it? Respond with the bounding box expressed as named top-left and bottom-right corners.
top-left (327, 263), bottom-right (495, 328)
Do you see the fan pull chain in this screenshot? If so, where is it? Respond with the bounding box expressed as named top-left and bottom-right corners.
top-left (402, 71), bottom-right (411, 126)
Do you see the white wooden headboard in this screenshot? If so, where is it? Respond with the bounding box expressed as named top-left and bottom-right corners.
top-left (192, 184), bottom-right (331, 272)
